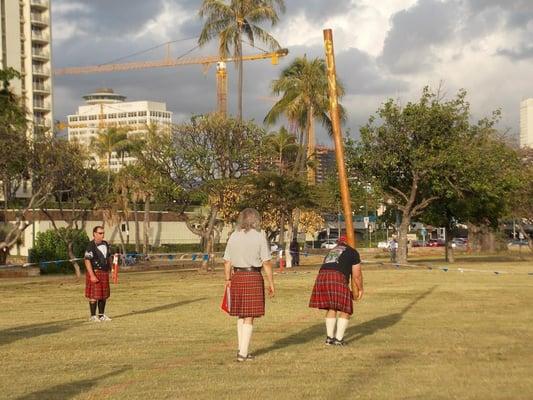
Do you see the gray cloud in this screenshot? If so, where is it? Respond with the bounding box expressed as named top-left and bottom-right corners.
top-left (380, 0), bottom-right (459, 74)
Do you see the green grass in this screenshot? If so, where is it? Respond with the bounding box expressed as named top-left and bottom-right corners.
top-left (1, 257), bottom-right (532, 400)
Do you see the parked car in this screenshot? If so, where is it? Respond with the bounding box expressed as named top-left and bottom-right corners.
top-left (427, 239), bottom-right (445, 247)
top-left (411, 240), bottom-right (425, 247)
top-left (320, 239), bottom-right (338, 249)
top-left (451, 238), bottom-right (468, 247)
top-left (508, 239), bottom-right (529, 246)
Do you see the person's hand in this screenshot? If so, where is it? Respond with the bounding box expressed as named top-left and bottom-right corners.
top-left (355, 288), bottom-right (364, 301)
top-left (267, 283), bottom-right (275, 298)
top-left (224, 279), bottom-right (231, 288)
top-left (90, 275), bottom-right (99, 283)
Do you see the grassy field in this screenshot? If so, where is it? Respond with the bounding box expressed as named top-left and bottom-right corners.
top-left (1, 256), bottom-right (532, 400)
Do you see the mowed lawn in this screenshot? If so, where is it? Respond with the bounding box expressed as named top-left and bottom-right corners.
top-left (1, 258), bottom-right (532, 400)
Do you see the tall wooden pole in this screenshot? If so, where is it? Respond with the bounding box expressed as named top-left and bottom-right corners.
top-left (323, 29), bottom-right (356, 249)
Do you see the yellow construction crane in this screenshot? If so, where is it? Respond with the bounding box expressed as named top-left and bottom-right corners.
top-left (54, 47), bottom-right (289, 116)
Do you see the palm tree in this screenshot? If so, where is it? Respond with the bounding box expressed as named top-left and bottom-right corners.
top-left (91, 127), bottom-right (130, 186)
top-left (199, 0), bottom-right (285, 120)
top-left (264, 56), bottom-right (346, 184)
top-left (266, 126), bottom-right (298, 173)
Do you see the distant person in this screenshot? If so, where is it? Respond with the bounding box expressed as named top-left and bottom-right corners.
top-left (290, 238), bottom-right (300, 266)
top-left (84, 226), bottom-right (113, 322)
top-left (309, 236), bottom-right (363, 346)
top-left (389, 236), bottom-right (398, 263)
top-left (223, 208), bottom-right (275, 362)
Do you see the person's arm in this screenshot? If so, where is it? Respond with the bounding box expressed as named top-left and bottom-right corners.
top-left (224, 260), bottom-right (232, 287)
top-left (262, 260), bottom-right (274, 297)
top-left (85, 259), bottom-right (98, 283)
top-left (351, 264), bottom-right (363, 300)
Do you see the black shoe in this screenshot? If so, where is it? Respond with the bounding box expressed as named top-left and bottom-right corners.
top-left (325, 336), bottom-right (335, 345)
top-left (333, 338), bottom-right (346, 346)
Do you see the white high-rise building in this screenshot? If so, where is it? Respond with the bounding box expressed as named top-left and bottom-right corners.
top-left (0, 0), bottom-right (53, 134)
top-left (67, 88), bottom-right (172, 171)
top-left (520, 99), bottom-right (533, 148)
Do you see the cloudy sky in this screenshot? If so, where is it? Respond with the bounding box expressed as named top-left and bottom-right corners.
top-left (51, 0), bottom-right (533, 145)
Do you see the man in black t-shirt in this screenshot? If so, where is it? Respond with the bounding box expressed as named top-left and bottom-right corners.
top-left (309, 236), bottom-right (363, 345)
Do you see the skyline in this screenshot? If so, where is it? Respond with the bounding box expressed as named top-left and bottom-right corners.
top-left (52, 0), bottom-right (533, 145)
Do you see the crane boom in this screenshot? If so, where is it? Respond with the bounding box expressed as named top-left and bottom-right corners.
top-left (54, 48), bottom-right (289, 76)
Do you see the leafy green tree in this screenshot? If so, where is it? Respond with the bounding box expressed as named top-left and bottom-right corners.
top-left (421, 132), bottom-right (523, 260)
top-left (91, 127), bottom-right (130, 187)
top-left (264, 56), bottom-right (345, 183)
top-left (265, 126), bottom-right (298, 173)
top-left (199, 0), bottom-right (285, 119)
top-left (38, 140), bottom-right (105, 277)
top-left (347, 87), bottom-right (496, 263)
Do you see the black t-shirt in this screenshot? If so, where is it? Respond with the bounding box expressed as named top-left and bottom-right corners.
top-left (320, 244), bottom-right (361, 281)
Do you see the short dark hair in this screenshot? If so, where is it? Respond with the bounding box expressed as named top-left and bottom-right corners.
top-left (93, 225), bottom-right (104, 234)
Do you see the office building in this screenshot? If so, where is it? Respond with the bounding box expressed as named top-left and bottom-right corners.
top-left (67, 88), bottom-right (172, 171)
top-left (0, 0), bottom-right (53, 133)
top-left (315, 145), bottom-right (336, 184)
top-left (520, 99), bottom-right (533, 148)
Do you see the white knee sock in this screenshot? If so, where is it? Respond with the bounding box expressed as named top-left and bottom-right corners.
top-left (237, 318), bottom-right (244, 349)
top-left (325, 317), bottom-right (336, 338)
top-left (240, 323), bottom-right (253, 357)
top-left (335, 317), bottom-right (349, 340)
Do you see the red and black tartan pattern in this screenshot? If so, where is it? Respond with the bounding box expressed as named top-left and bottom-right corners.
top-left (309, 269), bottom-right (353, 315)
top-left (85, 270), bottom-right (110, 300)
top-left (229, 271), bottom-right (265, 318)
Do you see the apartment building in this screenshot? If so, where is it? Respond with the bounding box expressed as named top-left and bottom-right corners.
top-left (0, 0), bottom-right (53, 133)
top-left (67, 88), bottom-right (172, 171)
top-left (520, 99), bottom-right (533, 148)
top-left (315, 145), bottom-right (336, 184)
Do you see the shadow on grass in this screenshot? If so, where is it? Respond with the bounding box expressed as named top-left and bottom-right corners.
top-left (15, 367), bottom-right (130, 400)
top-left (1, 298), bottom-right (206, 346)
top-left (0, 318), bottom-right (85, 347)
top-left (253, 322), bottom-right (325, 357)
top-left (112, 298), bottom-right (207, 319)
top-left (345, 285), bottom-right (438, 344)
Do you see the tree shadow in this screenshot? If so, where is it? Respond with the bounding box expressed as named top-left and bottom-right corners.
top-left (0, 318), bottom-right (85, 347)
top-left (344, 285), bottom-right (438, 344)
top-left (15, 367), bottom-right (131, 400)
top-left (253, 322), bottom-right (325, 357)
top-left (112, 298), bottom-right (207, 319)
top-left (1, 299), bottom-right (206, 346)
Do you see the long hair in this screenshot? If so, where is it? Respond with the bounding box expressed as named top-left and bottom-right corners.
top-left (236, 208), bottom-right (262, 232)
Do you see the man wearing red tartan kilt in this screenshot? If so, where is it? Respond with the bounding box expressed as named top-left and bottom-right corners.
top-left (223, 208), bottom-right (274, 362)
top-left (309, 236), bottom-right (363, 346)
top-left (84, 226), bottom-right (113, 322)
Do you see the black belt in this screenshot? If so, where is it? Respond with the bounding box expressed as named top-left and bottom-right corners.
top-left (233, 267), bottom-right (262, 272)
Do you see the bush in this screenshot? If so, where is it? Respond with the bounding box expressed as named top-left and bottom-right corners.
top-left (29, 228), bottom-right (90, 274)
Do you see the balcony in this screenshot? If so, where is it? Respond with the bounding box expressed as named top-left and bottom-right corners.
top-left (32, 50), bottom-right (49, 61)
top-left (34, 117), bottom-right (51, 127)
top-left (32, 66), bottom-right (50, 77)
top-left (30, 0), bottom-right (49, 9)
top-left (31, 31), bottom-right (49, 43)
top-left (30, 14), bottom-right (49, 26)
top-left (33, 101), bottom-right (51, 111)
top-left (33, 83), bottom-right (50, 93)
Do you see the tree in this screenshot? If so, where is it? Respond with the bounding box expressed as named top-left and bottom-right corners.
top-left (347, 87), bottom-right (491, 264)
top-left (420, 130), bottom-right (523, 260)
top-left (264, 56), bottom-right (345, 183)
top-left (91, 127), bottom-right (130, 187)
top-left (265, 126), bottom-right (298, 173)
top-left (199, 0), bottom-right (285, 119)
top-left (508, 148), bottom-right (533, 252)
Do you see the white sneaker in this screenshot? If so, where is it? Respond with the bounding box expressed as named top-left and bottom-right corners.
top-left (89, 315), bottom-right (101, 322)
top-left (99, 314), bottom-right (112, 322)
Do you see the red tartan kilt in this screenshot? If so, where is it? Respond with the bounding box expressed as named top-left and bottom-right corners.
top-left (229, 271), bottom-right (265, 318)
top-left (85, 270), bottom-right (110, 300)
top-left (309, 269), bottom-right (353, 315)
